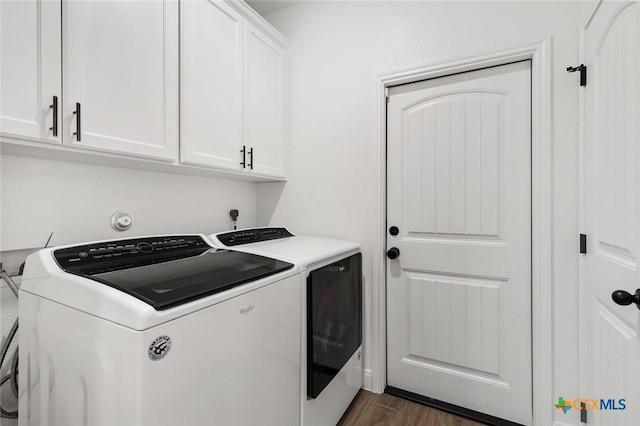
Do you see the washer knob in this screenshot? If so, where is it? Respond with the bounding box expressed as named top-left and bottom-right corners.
top-left (111, 211), bottom-right (133, 231)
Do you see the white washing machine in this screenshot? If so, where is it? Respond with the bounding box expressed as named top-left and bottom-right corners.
top-left (209, 227), bottom-right (363, 426)
top-left (19, 234), bottom-right (302, 426)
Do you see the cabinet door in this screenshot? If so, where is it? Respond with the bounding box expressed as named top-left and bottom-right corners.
top-left (245, 23), bottom-right (285, 177)
top-left (0, 0), bottom-right (61, 144)
top-left (63, 0), bottom-right (178, 161)
top-left (180, 0), bottom-right (243, 170)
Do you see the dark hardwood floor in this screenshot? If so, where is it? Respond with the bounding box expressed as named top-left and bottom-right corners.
top-left (337, 390), bottom-right (487, 426)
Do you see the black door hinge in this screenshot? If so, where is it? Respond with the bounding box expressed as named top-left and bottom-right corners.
top-left (580, 234), bottom-right (587, 254)
top-left (580, 401), bottom-right (588, 423)
top-left (567, 64), bottom-right (587, 86)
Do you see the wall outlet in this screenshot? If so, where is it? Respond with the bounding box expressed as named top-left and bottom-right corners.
top-left (225, 205), bottom-right (239, 226)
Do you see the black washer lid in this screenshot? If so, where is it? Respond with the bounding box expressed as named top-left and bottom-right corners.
top-left (53, 235), bottom-right (294, 310)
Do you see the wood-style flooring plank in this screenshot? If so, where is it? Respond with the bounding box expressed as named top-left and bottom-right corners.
top-left (337, 390), bottom-right (488, 426)
top-left (402, 400), bottom-right (432, 425)
top-left (354, 400), bottom-right (403, 426)
top-left (369, 392), bottom-right (408, 411)
top-left (425, 408), bottom-right (486, 426)
top-left (338, 390), bottom-right (373, 426)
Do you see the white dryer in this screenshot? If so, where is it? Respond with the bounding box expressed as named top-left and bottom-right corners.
top-left (209, 227), bottom-right (363, 426)
top-left (19, 234), bottom-right (302, 426)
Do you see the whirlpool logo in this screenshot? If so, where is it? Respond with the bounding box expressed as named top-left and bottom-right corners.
top-left (554, 397), bottom-right (626, 414)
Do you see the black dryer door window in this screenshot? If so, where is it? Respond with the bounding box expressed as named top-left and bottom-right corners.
top-left (307, 253), bottom-right (362, 399)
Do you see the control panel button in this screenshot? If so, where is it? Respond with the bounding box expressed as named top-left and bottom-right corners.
top-left (136, 242), bottom-right (154, 253)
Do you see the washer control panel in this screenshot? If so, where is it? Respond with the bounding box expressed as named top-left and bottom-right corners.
top-left (216, 227), bottom-right (293, 246)
top-left (53, 235), bottom-right (208, 272)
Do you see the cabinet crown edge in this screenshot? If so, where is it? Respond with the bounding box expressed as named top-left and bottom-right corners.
top-left (226, 0), bottom-right (290, 48)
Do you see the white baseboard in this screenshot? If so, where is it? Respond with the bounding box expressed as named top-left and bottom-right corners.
top-left (362, 369), bottom-right (374, 392)
top-left (553, 420), bottom-right (577, 426)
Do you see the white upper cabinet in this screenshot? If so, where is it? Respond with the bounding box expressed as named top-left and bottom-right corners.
top-left (180, 0), bottom-right (287, 178)
top-left (1, 0), bottom-right (285, 181)
top-left (0, 0), bottom-right (62, 144)
top-left (63, 0), bottom-right (178, 161)
top-left (180, 0), bottom-right (244, 169)
top-left (244, 22), bottom-right (285, 177)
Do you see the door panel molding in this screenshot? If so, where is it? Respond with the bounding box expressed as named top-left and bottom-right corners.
top-left (373, 39), bottom-right (553, 425)
top-left (401, 91), bottom-right (507, 240)
top-left (595, 1), bottom-right (635, 54)
top-left (405, 271), bottom-right (507, 378)
top-left (401, 355), bottom-right (509, 386)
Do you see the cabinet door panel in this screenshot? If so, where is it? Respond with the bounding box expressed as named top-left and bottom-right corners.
top-left (180, 0), bottom-right (243, 170)
top-left (64, 0), bottom-right (178, 161)
top-left (0, 0), bottom-right (61, 143)
top-left (245, 23), bottom-right (284, 177)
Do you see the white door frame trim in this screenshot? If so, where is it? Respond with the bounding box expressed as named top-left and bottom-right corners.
top-left (372, 38), bottom-right (553, 425)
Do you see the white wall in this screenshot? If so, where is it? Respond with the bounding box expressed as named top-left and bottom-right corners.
top-left (1, 155), bottom-right (256, 252)
top-left (258, 2), bottom-right (580, 424)
top-left (0, 155), bottom-right (256, 425)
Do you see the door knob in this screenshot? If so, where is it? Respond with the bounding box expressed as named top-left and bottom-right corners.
top-left (386, 247), bottom-right (400, 260)
top-left (611, 289), bottom-right (640, 310)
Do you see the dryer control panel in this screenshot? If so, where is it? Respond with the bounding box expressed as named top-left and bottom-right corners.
top-left (216, 227), bottom-right (293, 246)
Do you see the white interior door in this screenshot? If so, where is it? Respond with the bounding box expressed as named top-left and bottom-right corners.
top-left (386, 61), bottom-right (532, 425)
top-left (580, 2), bottom-right (640, 425)
top-left (64, 0), bottom-right (178, 161)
